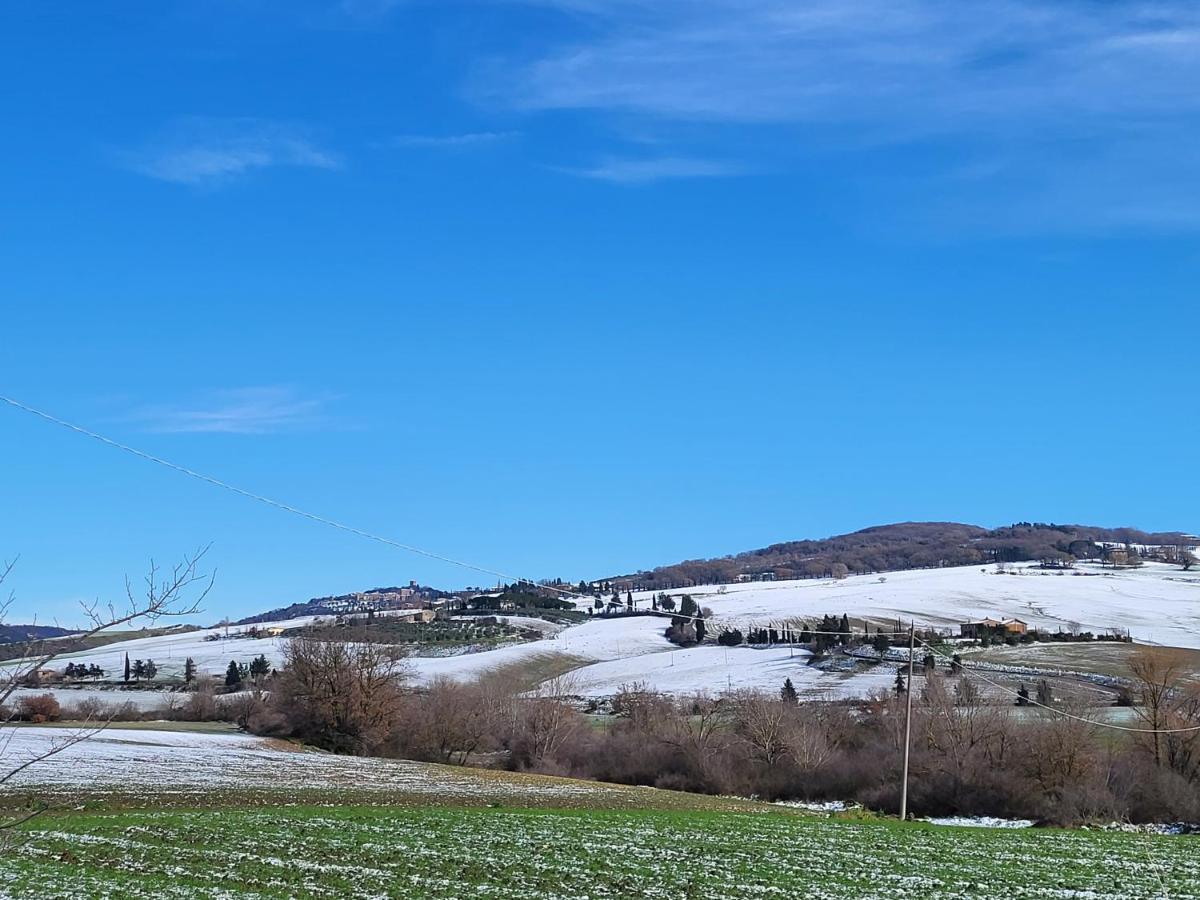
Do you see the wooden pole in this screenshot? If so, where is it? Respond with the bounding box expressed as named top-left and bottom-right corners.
top-left (899, 621), bottom-right (915, 822)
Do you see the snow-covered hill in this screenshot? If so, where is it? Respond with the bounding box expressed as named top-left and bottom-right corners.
top-left (627, 560), bottom-right (1200, 648)
top-left (12, 561), bottom-right (1198, 700)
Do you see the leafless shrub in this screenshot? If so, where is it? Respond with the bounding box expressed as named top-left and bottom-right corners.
top-left (181, 686), bottom-right (221, 722)
top-left (15, 694), bottom-right (60, 723)
top-left (268, 635), bottom-right (408, 755)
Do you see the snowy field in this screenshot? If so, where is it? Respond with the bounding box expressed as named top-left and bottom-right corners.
top-left (0, 616), bottom-right (331, 681)
top-left (627, 561), bottom-right (1200, 648)
top-left (5, 686), bottom-right (171, 712)
top-left (13, 561), bottom-right (1199, 701)
top-left (0, 726), bottom-right (670, 807)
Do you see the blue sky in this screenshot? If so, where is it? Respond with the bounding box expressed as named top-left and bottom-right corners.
top-left (2, 1), bottom-right (1197, 624)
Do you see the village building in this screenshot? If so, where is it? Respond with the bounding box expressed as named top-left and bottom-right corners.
top-left (960, 617), bottom-right (1028, 639)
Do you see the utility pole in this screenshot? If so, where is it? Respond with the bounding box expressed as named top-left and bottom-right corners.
top-left (899, 621), bottom-right (915, 822)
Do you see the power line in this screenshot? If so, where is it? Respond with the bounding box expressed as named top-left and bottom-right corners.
top-left (0, 394), bottom-right (579, 598)
top-left (914, 635), bottom-right (1200, 735)
top-left (7, 393), bottom-right (1200, 737)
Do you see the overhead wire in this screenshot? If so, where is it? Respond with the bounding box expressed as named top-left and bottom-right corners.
top-left (912, 634), bottom-right (1200, 735)
top-left (0, 394), bottom-right (579, 598)
top-left (6, 394), bottom-right (1200, 735)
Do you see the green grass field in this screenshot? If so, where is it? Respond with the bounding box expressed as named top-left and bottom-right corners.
top-left (2, 805), bottom-right (1196, 899)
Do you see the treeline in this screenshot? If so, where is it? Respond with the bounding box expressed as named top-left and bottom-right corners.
top-left (228, 638), bottom-right (1200, 826)
top-left (611, 522), bottom-right (1195, 588)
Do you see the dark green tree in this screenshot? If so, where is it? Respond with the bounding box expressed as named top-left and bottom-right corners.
top-left (123, 652), bottom-right (131, 684)
top-left (781, 677), bottom-right (798, 703)
top-left (143, 659), bottom-right (158, 680)
top-left (225, 659), bottom-right (243, 688)
top-left (184, 657), bottom-right (196, 684)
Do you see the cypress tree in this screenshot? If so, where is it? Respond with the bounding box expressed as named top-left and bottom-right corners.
top-left (781, 677), bottom-right (798, 703)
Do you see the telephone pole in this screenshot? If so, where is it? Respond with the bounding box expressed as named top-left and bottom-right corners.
top-left (899, 620), bottom-right (915, 822)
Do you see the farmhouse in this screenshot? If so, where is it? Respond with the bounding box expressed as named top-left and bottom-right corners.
top-left (960, 617), bottom-right (1028, 639)
top-left (392, 609), bottom-right (436, 624)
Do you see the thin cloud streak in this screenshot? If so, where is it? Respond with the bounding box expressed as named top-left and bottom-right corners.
top-left (121, 118), bottom-right (340, 186)
top-left (560, 156), bottom-right (743, 183)
top-left (386, 131), bottom-right (518, 148)
top-left (125, 387), bottom-right (338, 434)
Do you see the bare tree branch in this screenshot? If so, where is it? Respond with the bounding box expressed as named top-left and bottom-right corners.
top-left (0, 548), bottom-right (213, 841)
top-left (0, 546), bottom-right (213, 709)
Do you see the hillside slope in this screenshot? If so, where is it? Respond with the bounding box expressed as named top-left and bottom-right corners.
top-left (614, 521), bottom-right (1196, 588)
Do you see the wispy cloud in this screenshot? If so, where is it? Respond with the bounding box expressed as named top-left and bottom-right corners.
top-left (479, 0), bottom-right (1200, 229)
top-left (125, 387), bottom-right (337, 434)
top-left (385, 131), bottom-right (518, 149)
top-left (121, 118), bottom-right (340, 187)
top-left (494, 1), bottom-right (1200, 127)
top-left (560, 156), bottom-right (742, 184)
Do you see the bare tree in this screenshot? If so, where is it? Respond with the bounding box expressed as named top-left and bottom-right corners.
top-left (0, 549), bottom-right (211, 843)
top-left (732, 692), bottom-right (790, 767)
top-left (272, 635), bottom-right (408, 755)
top-left (1021, 700), bottom-right (1100, 801)
top-left (404, 677), bottom-right (500, 765)
top-left (508, 673), bottom-right (584, 767)
top-left (919, 675), bottom-right (1014, 806)
top-left (1128, 645), bottom-right (1194, 767)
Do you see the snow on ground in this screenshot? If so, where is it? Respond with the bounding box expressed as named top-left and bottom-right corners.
top-left (0, 727), bottom-right (637, 803)
top-left (923, 816), bottom-right (1035, 829)
top-left (628, 561), bottom-right (1200, 649)
top-left (0, 616), bottom-right (333, 681)
top-left (5, 686), bottom-right (171, 712)
top-left (567, 644), bottom-right (898, 699)
top-left (14, 561), bottom-right (1199, 701)
top-left (408, 614), bottom-right (672, 683)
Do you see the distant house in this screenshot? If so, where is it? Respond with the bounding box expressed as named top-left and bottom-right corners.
top-left (960, 618), bottom-right (1028, 638)
top-left (394, 609), bottom-right (435, 624)
top-left (960, 618), bottom-right (1002, 639)
top-left (263, 626), bottom-right (287, 637)
top-left (735, 572), bottom-right (777, 583)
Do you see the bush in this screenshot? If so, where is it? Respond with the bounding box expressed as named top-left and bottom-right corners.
top-left (17, 693), bottom-right (61, 723)
top-left (181, 687), bottom-right (221, 722)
